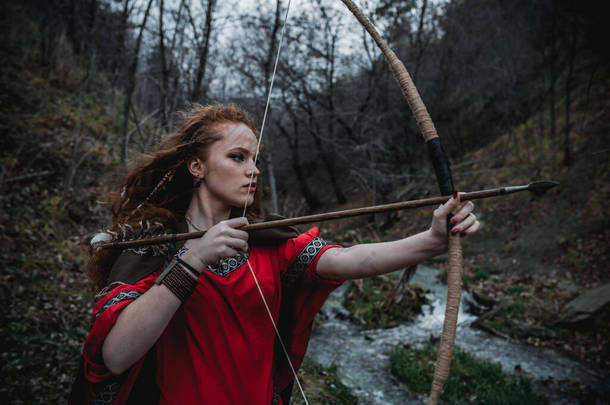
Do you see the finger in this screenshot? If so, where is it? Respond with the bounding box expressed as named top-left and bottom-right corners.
top-left (224, 217), bottom-right (249, 228)
top-left (451, 212), bottom-right (476, 232)
top-left (434, 192), bottom-right (460, 219)
top-left (220, 246), bottom-right (238, 260)
top-left (229, 239), bottom-right (249, 252)
top-left (450, 201), bottom-right (475, 224)
top-left (460, 219), bottom-right (481, 237)
top-left (226, 227), bottom-right (249, 241)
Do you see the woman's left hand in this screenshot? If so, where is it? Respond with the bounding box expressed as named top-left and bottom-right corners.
top-left (430, 193), bottom-right (481, 243)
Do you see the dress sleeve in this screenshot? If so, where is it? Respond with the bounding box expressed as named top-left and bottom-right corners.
top-left (276, 226), bottom-right (343, 287)
top-left (274, 227), bottom-right (344, 392)
top-left (82, 261), bottom-right (159, 383)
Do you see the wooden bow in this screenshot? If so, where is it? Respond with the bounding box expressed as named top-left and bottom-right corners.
top-left (338, 1), bottom-right (461, 403)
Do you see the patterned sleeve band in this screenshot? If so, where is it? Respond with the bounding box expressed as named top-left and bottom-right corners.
top-left (282, 237), bottom-right (327, 288)
top-left (92, 290), bottom-right (142, 322)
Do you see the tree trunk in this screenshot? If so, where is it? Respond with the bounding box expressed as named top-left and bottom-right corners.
top-left (121, 0), bottom-right (154, 163)
top-left (564, 19), bottom-right (576, 166)
top-left (169, 0), bottom-right (188, 114)
top-left (191, 0), bottom-right (216, 101)
top-left (413, 0), bottom-right (428, 81)
top-left (111, 0), bottom-right (130, 90)
top-left (264, 152), bottom-right (280, 214)
top-left (548, 8), bottom-right (557, 142)
top-left (158, 0), bottom-right (170, 130)
top-left (259, 0), bottom-right (283, 213)
top-left (536, 98), bottom-right (545, 177)
top-left (278, 122), bottom-right (320, 212)
top-left (323, 35), bottom-right (347, 205)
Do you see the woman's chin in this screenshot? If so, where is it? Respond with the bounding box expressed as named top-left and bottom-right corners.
top-left (231, 197), bottom-right (254, 209)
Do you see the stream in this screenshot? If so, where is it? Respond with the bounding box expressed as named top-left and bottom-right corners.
top-left (306, 266), bottom-right (604, 404)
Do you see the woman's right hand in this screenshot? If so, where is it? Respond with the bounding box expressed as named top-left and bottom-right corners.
top-left (181, 217), bottom-right (249, 271)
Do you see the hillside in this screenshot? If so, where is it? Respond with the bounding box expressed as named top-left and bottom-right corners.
top-left (1, 1), bottom-right (609, 403)
top-left (0, 5), bottom-right (121, 401)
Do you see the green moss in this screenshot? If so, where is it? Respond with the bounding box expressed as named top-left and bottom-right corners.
top-left (484, 295), bottom-right (557, 339)
top-left (343, 276), bottom-right (426, 328)
top-left (291, 357), bottom-right (358, 405)
top-left (390, 343), bottom-right (548, 404)
top-left (487, 298), bottom-right (525, 333)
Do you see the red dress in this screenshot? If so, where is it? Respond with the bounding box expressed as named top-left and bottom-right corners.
top-left (79, 227), bottom-right (342, 405)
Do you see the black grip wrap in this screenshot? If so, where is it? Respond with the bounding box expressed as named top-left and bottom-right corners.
top-left (427, 138), bottom-right (455, 197)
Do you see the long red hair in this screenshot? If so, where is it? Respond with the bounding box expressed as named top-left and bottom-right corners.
top-left (87, 104), bottom-right (263, 291)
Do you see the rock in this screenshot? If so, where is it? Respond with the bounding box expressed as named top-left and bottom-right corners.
top-left (471, 306), bottom-right (502, 332)
top-left (556, 279), bottom-right (580, 295)
top-left (472, 288), bottom-right (496, 307)
top-left (556, 283), bottom-right (610, 329)
top-left (510, 320), bottom-right (556, 339)
top-left (463, 293), bottom-right (487, 316)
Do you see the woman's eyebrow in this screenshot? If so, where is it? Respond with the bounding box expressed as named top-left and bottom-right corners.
top-left (227, 146), bottom-right (254, 155)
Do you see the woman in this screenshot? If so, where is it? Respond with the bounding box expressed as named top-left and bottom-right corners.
top-left (71, 104), bottom-right (479, 405)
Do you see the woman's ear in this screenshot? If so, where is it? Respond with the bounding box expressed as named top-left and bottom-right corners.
top-left (187, 157), bottom-right (206, 179)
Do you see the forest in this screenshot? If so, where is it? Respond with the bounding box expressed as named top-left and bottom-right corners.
top-left (1, 0), bottom-right (608, 403)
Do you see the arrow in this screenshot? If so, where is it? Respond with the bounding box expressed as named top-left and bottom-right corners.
top-left (99, 181), bottom-right (558, 250)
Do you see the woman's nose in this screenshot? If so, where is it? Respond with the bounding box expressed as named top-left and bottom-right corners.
top-left (247, 165), bottom-right (260, 176)
top-left (247, 166), bottom-right (261, 176)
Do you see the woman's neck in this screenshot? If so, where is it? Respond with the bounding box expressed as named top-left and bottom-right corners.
top-left (184, 190), bottom-right (231, 231)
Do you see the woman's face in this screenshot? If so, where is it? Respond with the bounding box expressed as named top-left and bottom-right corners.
top-left (198, 122), bottom-right (260, 210)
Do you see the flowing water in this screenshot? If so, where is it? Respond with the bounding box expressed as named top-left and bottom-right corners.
top-left (306, 266), bottom-right (604, 404)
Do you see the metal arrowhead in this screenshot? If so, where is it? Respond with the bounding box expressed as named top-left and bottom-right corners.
top-left (528, 180), bottom-right (559, 195)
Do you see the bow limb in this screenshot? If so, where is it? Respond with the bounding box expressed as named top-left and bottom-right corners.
top-left (338, 1), bottom-right (462, 404)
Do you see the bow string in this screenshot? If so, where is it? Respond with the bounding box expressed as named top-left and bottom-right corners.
top-left (240, 1), bottom-right (311, 404)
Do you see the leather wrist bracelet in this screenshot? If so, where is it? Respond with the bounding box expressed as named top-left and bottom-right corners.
top-left (156, 260), bottom-right (198, 303)
top-left (176, 257), bottom-right (200, 278)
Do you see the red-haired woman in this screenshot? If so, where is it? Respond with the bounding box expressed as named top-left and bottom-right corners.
top-left (70, 104), bottom-right (479, 405)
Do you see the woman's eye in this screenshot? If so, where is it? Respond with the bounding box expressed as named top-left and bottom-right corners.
top-left (229, 153), bottom-right (244, 162)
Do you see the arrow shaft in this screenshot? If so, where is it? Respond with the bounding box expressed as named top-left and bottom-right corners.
top-left (101, 184), bottom-right (533, 250)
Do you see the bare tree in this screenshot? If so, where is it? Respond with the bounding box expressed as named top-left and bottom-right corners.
top-left (190, 0), bottom-right (216, 102)
top-left (564, 16), bottom-right (577, 166)
top-left (277, 92), bottom-right (321, 211)
top-left (121, 0), bottom-right (154, 163)
top-left (157, 0), bottom-right (171, 129)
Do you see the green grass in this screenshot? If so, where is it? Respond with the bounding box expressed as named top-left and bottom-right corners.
top-left (462, 267), bottom-right (491, 289)
top-left (507, 284), bottom-right (526, 295)
top-left (440, 269), bottom-right (448, 284)
top-left (389, 343), bottom-right (548, 405)
top-left (473, 268), bottom-right (490, 281)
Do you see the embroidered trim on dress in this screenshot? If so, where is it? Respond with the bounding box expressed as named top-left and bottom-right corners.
top-left (271, 381), bottom-right (280, 405)
top-left (205, 251), bottom-right (249, 277)
top-left (89, 377), bottom-right (123, 405)
top-left (92, 290), bottom-right (142, 322)
top-left (282, 237), bottom-right (327, 288)
top-left (174, 246), bottom-right (189, 258)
